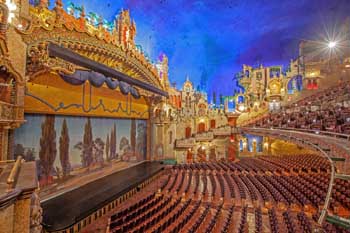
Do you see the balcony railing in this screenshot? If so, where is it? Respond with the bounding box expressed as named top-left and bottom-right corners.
top-left (212, 126), bottom-right (231, 136)
top-left (0, 101), bottom-right (24, 124)
top-left (175, 138), bottom-right (196, 148)
top-left (273, 127), bottom-right (350, 141)
top-left (195, 132), bottom-right (214, 141)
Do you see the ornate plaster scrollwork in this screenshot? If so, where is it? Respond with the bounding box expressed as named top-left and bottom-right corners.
top-left (19, 3), bottom-right (168, 95)
top-left (0, 1), bottom-right (9, 34)
top-left (30, 190), bottom-right (43, 233)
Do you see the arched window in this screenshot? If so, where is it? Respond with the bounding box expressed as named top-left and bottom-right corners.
top-left (197, 123), bottom-right (205, 133)
top-left (155, 109), bottom-right (161, 117)
top-left (185, 127), bottom-right (191, 138)
top-left (210, 120), bottom-right (216, 129)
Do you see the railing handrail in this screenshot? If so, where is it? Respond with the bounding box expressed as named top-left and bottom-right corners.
top-left (6, 156), bottom-right (23, 192)
top-left (0, 101), bottom-right (25, 108)
top-left (273, 127), bottom-right (350, 141)
top-left (0, 160), bottom-right (16, 165)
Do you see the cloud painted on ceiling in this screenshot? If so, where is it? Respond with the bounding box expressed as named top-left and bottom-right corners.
top-left (55, 0), bottom-right (350, 95)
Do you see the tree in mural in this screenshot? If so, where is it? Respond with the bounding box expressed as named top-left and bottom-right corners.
top-left (82, 118), bottom-right (93, 167)
top-left (14, 144), bottom-right (25, 159)
top-left (74, 141), bottom-right (83, 164)
top-left (130, 119), bottom-right (136, 156)
top-left (105, 134), bottom-right (110, 161)
top-left (25, 148), bottom-right (35, 162)
top-left (59, 119), bottom-right (71, 178)
top-left (93, 138), bottom-right (105, 166)
top-left (39, 115), bottom-right (57, 185)
top-left (109, 124), bottom-right (117, 159)
top-left (136, 123), bottom-right (146, 160)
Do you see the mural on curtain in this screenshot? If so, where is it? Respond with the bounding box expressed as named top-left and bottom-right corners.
top-left (14, 114), bottom-right (147, 195)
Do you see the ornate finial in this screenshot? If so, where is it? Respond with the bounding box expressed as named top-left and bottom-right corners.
top-left (98, 15), bottom-right (103, 28)
top-left (39, 0), bottom-right (49, 8)
top-left (55, 0), bottom-right (63, 9)
top-left (54, 0), bottom-right (64, 17)
top-left (80, 6), bottom-right (85, 18)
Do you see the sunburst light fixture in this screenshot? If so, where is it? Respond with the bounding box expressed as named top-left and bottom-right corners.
top-left (301, 24), bottom-right (350, 63)
top-left (328, 41), bottom-right (337, 49)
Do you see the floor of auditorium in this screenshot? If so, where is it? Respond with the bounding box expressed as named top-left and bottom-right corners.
top-left (83, 155), bottom-right (350, 233)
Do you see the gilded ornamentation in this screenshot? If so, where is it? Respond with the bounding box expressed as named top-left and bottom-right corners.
top-left (0, 1), bottom-right (9, 33)
top-left (19, 4), bottom-right (168, 95)
top-left (30, 190), bottom-right (43, 233)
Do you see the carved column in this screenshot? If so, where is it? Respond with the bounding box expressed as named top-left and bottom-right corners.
top-left (29, 190), bottom-right (43, 233)
top-left (252, 140), bottom-right (257, 154)
top-left (0, 129), bottom-right (3, 160)
top-left (145, 95), bottom-right (162, 161)
top-left (146, 116), bottom-right (152, 161)
top-left (225, 112), bottom-right (240, 161)
top-left (14, 196), bottom-right (31, 233)
top-left (7, 129), bottom-right (14, 159)
top-left (243, 138), bottom-right (248, 153)
top-left (0, 127), bottom-right (9, 160)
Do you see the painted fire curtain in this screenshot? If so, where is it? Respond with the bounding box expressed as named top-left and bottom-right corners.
top-left (14, 114), bottom-right (147, 188)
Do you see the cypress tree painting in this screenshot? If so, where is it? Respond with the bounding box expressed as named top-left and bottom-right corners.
top-left (105, 134), bottom-right (110, 161)
top-left (83, 118), bottom-right (93, 167)
top-left (109, 123), bottom-right (117, 159)
top-left (59, 119), bottom-right (70, 178)
top-left (136, 122), bottom-right (146, 160)
top-left (93, 138), bottom-right (105, 166)
top-left (39, 115), bottom-right (57, 186)
top-left (14, 114), bottom-right (148, 194)
top-left (130, 119), bottom-right (136, 156)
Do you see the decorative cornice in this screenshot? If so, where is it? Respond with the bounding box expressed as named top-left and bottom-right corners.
top-left (19, 5), bottom-right (166, 95)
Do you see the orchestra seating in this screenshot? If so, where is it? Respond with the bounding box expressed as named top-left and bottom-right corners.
top-left (103, 154), bottom-right (350, 233)
top-left (247, 81), bottom-right (350, 134)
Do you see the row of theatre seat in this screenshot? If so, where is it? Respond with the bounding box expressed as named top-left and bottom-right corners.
top-left (247, 81), bottom-right (350, 134)
top-left (107, 155), bottom-right (350, 233)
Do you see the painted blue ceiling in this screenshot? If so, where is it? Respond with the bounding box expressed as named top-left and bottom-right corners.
top-left (56, 0), bottom-right (350, 95)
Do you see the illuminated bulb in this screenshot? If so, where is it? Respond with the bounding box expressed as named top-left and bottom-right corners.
top-left (6, 0), bottom-right (17, 23)
top-left (328, 41), bottom-right (337, 49)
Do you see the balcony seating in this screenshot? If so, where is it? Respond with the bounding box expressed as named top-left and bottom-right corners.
top-left (247, 81), bottom-right (350, 135)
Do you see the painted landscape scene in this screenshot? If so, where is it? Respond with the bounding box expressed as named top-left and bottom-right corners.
top-left (14, 114), bottom-right (147, 197)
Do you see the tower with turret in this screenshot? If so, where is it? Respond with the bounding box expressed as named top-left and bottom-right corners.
top-left (115, 9), bottom-right (136, 48)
